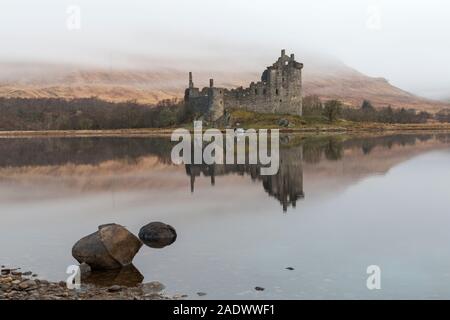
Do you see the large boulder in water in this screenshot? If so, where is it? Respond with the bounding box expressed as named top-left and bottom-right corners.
top-left (138, 222), bottom-right (177, 249)
top-left (72, 224), bottom-right (142, 270)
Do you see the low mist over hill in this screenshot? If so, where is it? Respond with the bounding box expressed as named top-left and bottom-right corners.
top-left (1, 57), bottom-right (448, 112)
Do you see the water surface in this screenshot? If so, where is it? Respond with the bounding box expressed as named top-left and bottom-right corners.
top-left (1, 133), bottom-right (450, 299)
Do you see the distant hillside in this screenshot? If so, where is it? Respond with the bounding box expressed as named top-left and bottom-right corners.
top-left (1, 60), bottom-right (449, 112)
top-left (302, 62), bottom-right (450, 112)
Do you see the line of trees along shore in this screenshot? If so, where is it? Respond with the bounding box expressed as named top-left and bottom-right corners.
top-left (0, 96), bottom-right (449, 130)
top-left (0, 97), bottom-right (185, 130)
top-left (303, 95), bottom-right (435, 124)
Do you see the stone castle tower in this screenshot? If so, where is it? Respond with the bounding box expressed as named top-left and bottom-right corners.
top-left (185, 50), bottom-right (303, 122)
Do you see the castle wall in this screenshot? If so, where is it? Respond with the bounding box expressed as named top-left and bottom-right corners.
top-left (185, 88), bottom-right (210, 115)
top-left (207, 87), bottom-right (225, 122)
top-left (185, 50), bottom-right (303, 122)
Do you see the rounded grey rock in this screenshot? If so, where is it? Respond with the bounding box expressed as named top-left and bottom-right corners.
top-left (138, 222), bottom-right (177, 249)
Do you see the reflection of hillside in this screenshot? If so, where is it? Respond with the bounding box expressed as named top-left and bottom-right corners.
top-left (0, 156), bottom-right (185, 193)
top-left (185, 133), bottom-right (450, 211)
top-left (0, 134), bottom-right (449, 207)
top-left (302, 134), bottom-right (450, 199)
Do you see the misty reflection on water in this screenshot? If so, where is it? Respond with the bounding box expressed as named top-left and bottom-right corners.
top-left (1, 133), bottom-right (445, 211)
top-left (1, 133), bottom-right (450, 299)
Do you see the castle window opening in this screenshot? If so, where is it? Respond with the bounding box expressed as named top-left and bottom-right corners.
top-left (276, 89), bottom-right (279, 95)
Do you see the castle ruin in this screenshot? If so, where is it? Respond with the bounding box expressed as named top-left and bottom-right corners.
top-left (185, 50), bottom-right (304, 121)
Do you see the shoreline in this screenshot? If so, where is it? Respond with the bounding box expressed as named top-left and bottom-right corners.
top-left (1, 123), bottom-right (450, 138)
top-left (0, 267), bottom-right (180, 300)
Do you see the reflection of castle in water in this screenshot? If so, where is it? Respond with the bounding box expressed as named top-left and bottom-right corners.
top-left (186, 145), bottom-right (304, 212)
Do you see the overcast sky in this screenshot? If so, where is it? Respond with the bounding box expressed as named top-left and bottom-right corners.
top-left (1, 0), bottom-right (449, 99)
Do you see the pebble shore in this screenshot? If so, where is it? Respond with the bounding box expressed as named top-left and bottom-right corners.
top-left (0, 267), bottom-right (182, 300)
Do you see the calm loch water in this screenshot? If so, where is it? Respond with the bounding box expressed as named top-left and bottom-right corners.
top-left (1, 133), bottom-right (450, 299)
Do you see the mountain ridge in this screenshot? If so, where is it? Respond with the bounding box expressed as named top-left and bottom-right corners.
top-left (1, 61), bottom-right (448, 112)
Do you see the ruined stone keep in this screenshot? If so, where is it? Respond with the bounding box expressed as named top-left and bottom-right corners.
top-left (184, 50), bottom-right (304, 121)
